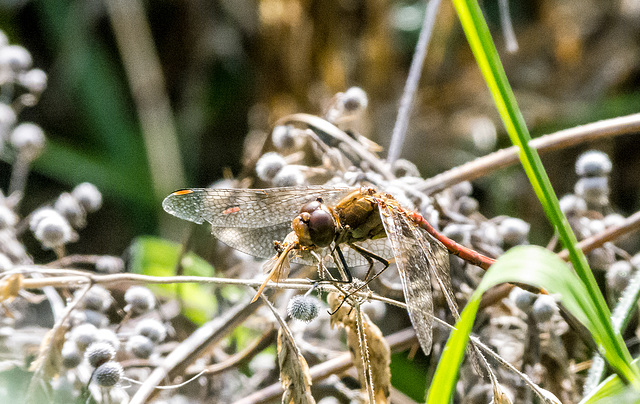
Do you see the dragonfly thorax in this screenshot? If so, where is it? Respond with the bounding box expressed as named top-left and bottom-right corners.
top-left (292, 199), bottom-right (337, 248)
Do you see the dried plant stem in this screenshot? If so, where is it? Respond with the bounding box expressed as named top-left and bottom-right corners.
top-left (355, 304), bottom-right (376, 404)
top-left (8, 155), bottom-right (30, 202)
top-left (558, 210), bottom-right (640, 260)
top-left (26, 284), bottom-right (92, 404)
top-left (387, 0), bottom-right (441, 163)
top-left (104, 0), bottom-right (185, 203)
top-left (421, 113), bottom-right (640, 194)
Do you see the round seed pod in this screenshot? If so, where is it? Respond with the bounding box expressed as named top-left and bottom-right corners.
top-left (287, 295), bottom-right (320, 323)
top-left (72, 182), bottom-right (103, 212)
top-left (85, 342), bottom-right (116, 368)
top-left (80, 285), bottom-right (112, 312)
top-left (559, 194), bottom-right (587, 217)
top-left (61, 341), bottom-right (82, 368)
top-left (255, 152), bottom-right (286, 182)
top-left (32, 210), bottom-right (75, 249)
top-left (95, 255), bottom-right (125, 274)
top-left (70, 323), bottom-right (98, 350)
top-left (606, 260), bottom-right (633, 292)
top-left (341, 87), bottom-right (368, 112)
top-left (499, 217), bottom-right (530, 246)
top-left (509, 287), bottom-right (536, 313)
top-left (272, 165), bottom-right (305, 187)
top-left (10, 122), bottom-right (45, 160)
top-left (19, 68), bottom-right (47, 94)
top-left (124, 286), bottom-right (155, 314)
top-left (54, 192), bottom-right (86, 229)
top-left (575, 150), bottom-right (612, 177)
top-left (531, 295), bottom-right (558, 323)
top-left (0, 45), bottom-right (32, 72)
top-left (271, 125), bottom-right (296, 150)
top-left (95, 328), bottom-right (121, 351)
top-left (135, 318), bottom-right (167, 343)
top-left (92, 361), bottom-right (123, 387)
top-left (126, 335), bottom-right (154, 359)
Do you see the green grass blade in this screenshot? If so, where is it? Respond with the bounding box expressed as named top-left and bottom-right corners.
top-left (446, 0), bottom-right (639, 389)
top-left (427, 246), bottom-right (638, 403)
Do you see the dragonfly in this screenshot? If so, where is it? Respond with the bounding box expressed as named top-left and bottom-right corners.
top-left (162, 186), bottom-right (495, 354)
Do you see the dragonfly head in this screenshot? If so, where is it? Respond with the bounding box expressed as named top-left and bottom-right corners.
top-left (292, 199), bottom-right (336, 248)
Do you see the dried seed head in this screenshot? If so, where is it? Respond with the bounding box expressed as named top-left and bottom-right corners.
top-left (603, 213), bottom-right (625, 228)
top-left (255, 152), bottom-right (287, 181)
top-left (575, 150), bottom-right (612, 177)
top-left (0, 45), bottom-right (32, 72)
top-left (70, 323), bottom-right (98, 350)
top-left (0, 253), bottom-right (12, 271)
top-left (79, 285), bottom-right (112, 312)
top-left (341, 87), bottom-right (368, 112)
top-left (271, 125), bottom-right (296, 150)
top-left (0, 205), bottom-right (18, 229)
top-left (95, 328), bottom-right (121, 351)
top-left (0, 103), bottom-right (16, 136)
top-left (126, 335), bottom-right (154, 359)
top-left (509, 287), bottom-right (536, 313)
top-left (54, 192), bottom-right (86, 229)
top-left (71, 309), bottom-right (109, 328)
top-left (92, 361), bottom-right (123, 387)
top-left (61, 341), bottom-right (82, 368)
top-left (559, 194), bottom-right (587, 217)
top-left (450, 181), bottom-right (474, 199)
top-left (32, 209), bottom-right (75, 249)
top-left (607, 260), bottom-right (633, 292)
top-left (575, 176), bottom-right (609, 206)
top-left (85, 342), bottom-right (116, 368)
top-left (442, 223), bottom-right (469, 244)
top-left (531, 295), bottom-right (558, 323)
top-left (391, 159), bottom-right (420, 178)
top-left (124, 286), bottom-right (156, 314)
top-left (19, 68), bottom-right (47, 94)
top-left (95, 255), bottom-right (124, 273)
top-left (10, 122), bottom-right (45, 160)
top-left (71, 182), bottom-right (102, 212)
top-left (499, 217), bottom-right (530, 246)
top-left (272, 165), bottom-right (305, 187)
top-left (457, 196), bottom-right (479, 216)
top-left (588, 247), bottom-right (614, 271)
top-left (135, 318), bottom-right (167, 343)
top-left (287, 295), bottom-right (320, 322)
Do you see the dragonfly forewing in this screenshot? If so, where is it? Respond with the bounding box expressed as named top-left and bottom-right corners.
top-left (162, 186), bottom-right (354, 228)
top-left (378, 203), bottom-right (434, 355)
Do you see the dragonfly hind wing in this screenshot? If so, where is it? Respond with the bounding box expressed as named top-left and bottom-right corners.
top-left (378, 204), bottom-right (434, 355)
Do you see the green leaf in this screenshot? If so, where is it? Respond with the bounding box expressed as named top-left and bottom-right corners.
top-left (129, 236), bottom-right (217, 324)
top-left (427, 246), bottom-right (639, 403)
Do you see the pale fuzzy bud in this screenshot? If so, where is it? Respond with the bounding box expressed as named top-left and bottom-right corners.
top-left (10, 122), bottom-right (45, 160)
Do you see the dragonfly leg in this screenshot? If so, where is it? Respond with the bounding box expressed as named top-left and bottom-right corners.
top-left (349, 243), bottom-right (390, 285)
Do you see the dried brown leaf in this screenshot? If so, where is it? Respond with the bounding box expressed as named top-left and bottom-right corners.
top-left (329, 292), bottom-right (390, 404)
top-left (0, 274), bottom-right (22, 302)
top-left (260, 294), bottom-right (315, 404)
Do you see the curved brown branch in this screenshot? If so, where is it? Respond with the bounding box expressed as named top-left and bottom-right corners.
top-left (421, 113), bottom-right (640, 194)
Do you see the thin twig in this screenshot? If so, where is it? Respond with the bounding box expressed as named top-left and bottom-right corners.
top-left (421, 113), bottom-right (640, 194)
top-left (387, 0), bottom-right (441, 163)
top-left (104, 0), bottom-right (185, 203)
top-left (558, 210), bottom-right (640, 260)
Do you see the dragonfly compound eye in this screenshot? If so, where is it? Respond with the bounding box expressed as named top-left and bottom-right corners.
top-left (300, 200), bottom-right (322, 214)
top-left (307, 209), bottom-right (335, 247)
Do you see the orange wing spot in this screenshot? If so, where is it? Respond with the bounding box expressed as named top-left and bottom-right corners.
top-left (223, 206), bottom-right (241, 215)
top-left (173, 189), bottom-right (194, 195)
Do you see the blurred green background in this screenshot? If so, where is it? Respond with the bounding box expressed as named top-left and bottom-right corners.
top-left (0, 0), bottom-right (639, 258)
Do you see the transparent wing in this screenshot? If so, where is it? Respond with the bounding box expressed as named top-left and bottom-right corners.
top-left (378, 203), bottom-right (434, 355)
top-left (162, 186), bottom-right (354, 228)
top-left (410, 222), bottom-right (459, 319)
